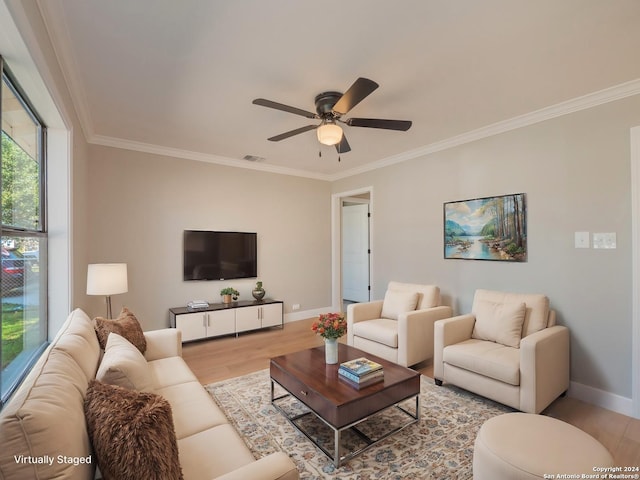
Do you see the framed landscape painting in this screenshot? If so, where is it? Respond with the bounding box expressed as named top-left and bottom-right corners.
top-left (444, 193), bottom-right (527, 262)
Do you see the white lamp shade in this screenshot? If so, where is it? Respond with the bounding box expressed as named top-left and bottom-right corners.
top-left (317, 123), bottom-right (343, 146)
top-left (86, 263), bottom-right (128, 295)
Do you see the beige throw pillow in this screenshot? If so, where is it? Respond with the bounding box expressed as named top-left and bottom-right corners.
top-left (472, 300), bottom-right (526, 348)
top-left (84, 380), bottom-right (184, 480)
top-left (96, 333), bottom-right (155, 392)
top-left (381, 290), bottom-right (419, 320)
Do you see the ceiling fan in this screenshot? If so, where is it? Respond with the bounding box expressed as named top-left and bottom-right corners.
top-left (252, 77), bottom-right (412, 157)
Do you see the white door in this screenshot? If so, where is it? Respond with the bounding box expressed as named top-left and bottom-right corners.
top-left (342, 203), bottom-right (370, 302)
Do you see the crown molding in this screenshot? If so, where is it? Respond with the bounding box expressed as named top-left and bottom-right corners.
top-left (36, 0), bottom-right (95, 140)
top-left (329, 78), bottom-right (640, 181)
top-left (90, 134), bottom-right (332, 181)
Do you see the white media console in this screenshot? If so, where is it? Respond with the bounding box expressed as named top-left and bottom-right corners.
top-left (169, 299), bottom-right (284, 342)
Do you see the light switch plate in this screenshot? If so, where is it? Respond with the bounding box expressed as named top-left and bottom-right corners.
top-left (575, 231), bottom-right (590, 248)
top-left (593, 232), bottom-right (616, 249)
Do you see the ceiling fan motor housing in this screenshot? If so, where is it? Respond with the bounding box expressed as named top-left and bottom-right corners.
top-left (315, 91), bottom-right (342, 117)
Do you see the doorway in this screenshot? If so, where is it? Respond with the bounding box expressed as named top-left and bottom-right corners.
top-left (342, 197), bottom-right (370, 305)
top-left (331, 187), bottom-right (373, 312)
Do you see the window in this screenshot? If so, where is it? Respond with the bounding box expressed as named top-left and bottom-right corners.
top-left (0, 57), bottom-right (48, 407)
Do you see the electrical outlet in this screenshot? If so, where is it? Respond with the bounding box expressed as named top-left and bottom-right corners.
top-left (292, 304), bottom-right (300, 311)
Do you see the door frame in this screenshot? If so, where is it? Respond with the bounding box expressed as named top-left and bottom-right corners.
top-left (331, 186), bottom-right (373, 312)
top-left (631, 125), bottom-right (640, 418)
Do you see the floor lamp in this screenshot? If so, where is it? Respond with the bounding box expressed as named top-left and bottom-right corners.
top-left (86, 263), bottom-right (128, 318)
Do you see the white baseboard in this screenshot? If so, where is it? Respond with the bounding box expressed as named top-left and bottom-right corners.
top-left (568, 381), bottom-right (634, 417)
top-left (284, 306), bottom-right (332, 323)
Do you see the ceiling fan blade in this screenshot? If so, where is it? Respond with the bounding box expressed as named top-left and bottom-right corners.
top-left (335, 133), bottom-right (351, 154)
top-left (347, 117), bottom-right (412, 131)
top-left (267, 124), bottom-right (317, 142)
top-left (332, 77), bottom-right (379, 115)
top-left (253, 98), bottom-right (317, 119)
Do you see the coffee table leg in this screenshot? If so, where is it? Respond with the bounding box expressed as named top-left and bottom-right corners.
top-left (334, 428), bottom-right (341, 467)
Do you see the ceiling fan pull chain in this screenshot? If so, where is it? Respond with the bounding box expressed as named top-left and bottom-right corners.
top-left (319, 149), bottom-right (322, 158)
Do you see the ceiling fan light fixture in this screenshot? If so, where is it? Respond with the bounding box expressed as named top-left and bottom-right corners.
top-left (317, 122), bottom-right (343, 146)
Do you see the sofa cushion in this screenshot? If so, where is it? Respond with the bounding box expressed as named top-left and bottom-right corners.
top-left (0, 309), bottom-right (100, 480)
top-left (352, 318), bottom-right (399, 347)
top-left (177, 424), bottom-right (257, 480)
top-left (472, 300), bottom-right (526, 348)
top-left (84, 380), bottom-right (184, 480)
top-left (96, 333), bottom-right (155, 391)
top-left (147, 356), bottom-right (199, 389)
top-left (94, 307), bottom-right (147, 354)
top-left (443, 339), bottom-right (521, 385)
top-left (157, 381), bottom-right (229, 439)
top-left (381, 290), bottom-right (419, 320)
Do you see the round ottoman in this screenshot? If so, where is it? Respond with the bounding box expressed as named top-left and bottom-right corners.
top-left (473, 413), bottom-right (614, 479)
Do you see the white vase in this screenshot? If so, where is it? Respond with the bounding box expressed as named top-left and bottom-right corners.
top-left (325, 338), bottom-right (339, 364)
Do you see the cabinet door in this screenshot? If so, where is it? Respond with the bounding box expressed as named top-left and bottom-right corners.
top-left (261, 303), bottom-right (283, 328)
top-left (206, 310), bottom-right (235, 337)
top-left (235, 306), bottom-right (261, 332)
top-left (175, 312), bottom-right (207, 342)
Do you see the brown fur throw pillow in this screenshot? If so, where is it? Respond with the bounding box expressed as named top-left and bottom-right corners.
top-left (85, 380), bottom-right (183, 480)
top-left (94, 307), bottom-right (147, 354)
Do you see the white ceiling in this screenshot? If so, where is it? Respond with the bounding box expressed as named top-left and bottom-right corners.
top-left (37, 0), bottom-right (640, 179)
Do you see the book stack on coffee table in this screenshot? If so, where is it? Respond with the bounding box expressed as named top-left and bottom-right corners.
top-left (338, 357), bottom-right (384, 388)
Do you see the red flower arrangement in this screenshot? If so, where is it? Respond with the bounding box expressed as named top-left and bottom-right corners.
top-left (311, 312), bottom-right (347, 339)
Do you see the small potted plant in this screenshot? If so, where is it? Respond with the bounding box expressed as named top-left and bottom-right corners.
top-left (220, 287), bottom-right (239, 304)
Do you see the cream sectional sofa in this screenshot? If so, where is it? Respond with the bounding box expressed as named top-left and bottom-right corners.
top-left (0, 308), bottom-right (299, 480)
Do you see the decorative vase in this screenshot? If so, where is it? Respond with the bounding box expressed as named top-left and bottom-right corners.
top-left (222, 294), bottom-right (232, 304)
top-left (252, 287), bottom-right (265, 301)
top-left (324, 338), bottom-right (339, 364)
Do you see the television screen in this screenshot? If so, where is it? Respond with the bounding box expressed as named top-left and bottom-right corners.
top-left (183, 230), bottom-right (257, 281)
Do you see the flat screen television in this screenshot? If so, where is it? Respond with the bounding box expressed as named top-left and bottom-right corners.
top-left (183, 230), bottom-right (257, 281)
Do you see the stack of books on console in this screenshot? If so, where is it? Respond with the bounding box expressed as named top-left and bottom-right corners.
top-left (338, 357), bottom-right (384, 388)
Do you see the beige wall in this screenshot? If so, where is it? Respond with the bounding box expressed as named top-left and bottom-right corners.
top-left (85, 146), bottom-right (332, 328)
top-left (333, 94), bottom-right (640, 399)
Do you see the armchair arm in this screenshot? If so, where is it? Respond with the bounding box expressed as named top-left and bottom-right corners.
top-left (214, 452), bottom-right (299, 480)
top-left (519, 325), bottom-right (570, 414)
top-left (347, 300), bottom-right (384, 345)
top-left (433, 314), bottom-right (476, 380)
top-left (143, 328), bottom-right (182, 361)
top-left (397, 306), bottom-right (453, 366)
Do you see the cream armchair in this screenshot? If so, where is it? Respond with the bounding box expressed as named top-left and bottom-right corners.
top-left (347, 282), bottom-right (453, 367)
top-left (434, 289), bottom-right (570, 414)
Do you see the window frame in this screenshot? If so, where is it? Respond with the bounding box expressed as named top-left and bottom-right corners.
top-left (0, 56), bottom-right (49, 408)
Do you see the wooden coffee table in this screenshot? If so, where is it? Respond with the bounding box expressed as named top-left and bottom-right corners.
top-left (270, 343), bottom-right (421, 467)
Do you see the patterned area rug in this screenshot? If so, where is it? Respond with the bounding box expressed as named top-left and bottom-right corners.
top-left (205, 369), bottom-right (512, 479)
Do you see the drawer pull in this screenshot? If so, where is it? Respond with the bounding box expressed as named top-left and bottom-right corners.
top-left (300, 390), bottom-right (308, 396)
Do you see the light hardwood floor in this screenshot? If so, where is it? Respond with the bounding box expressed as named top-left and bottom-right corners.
top-left (182, 318), bottom-right (640, 467)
